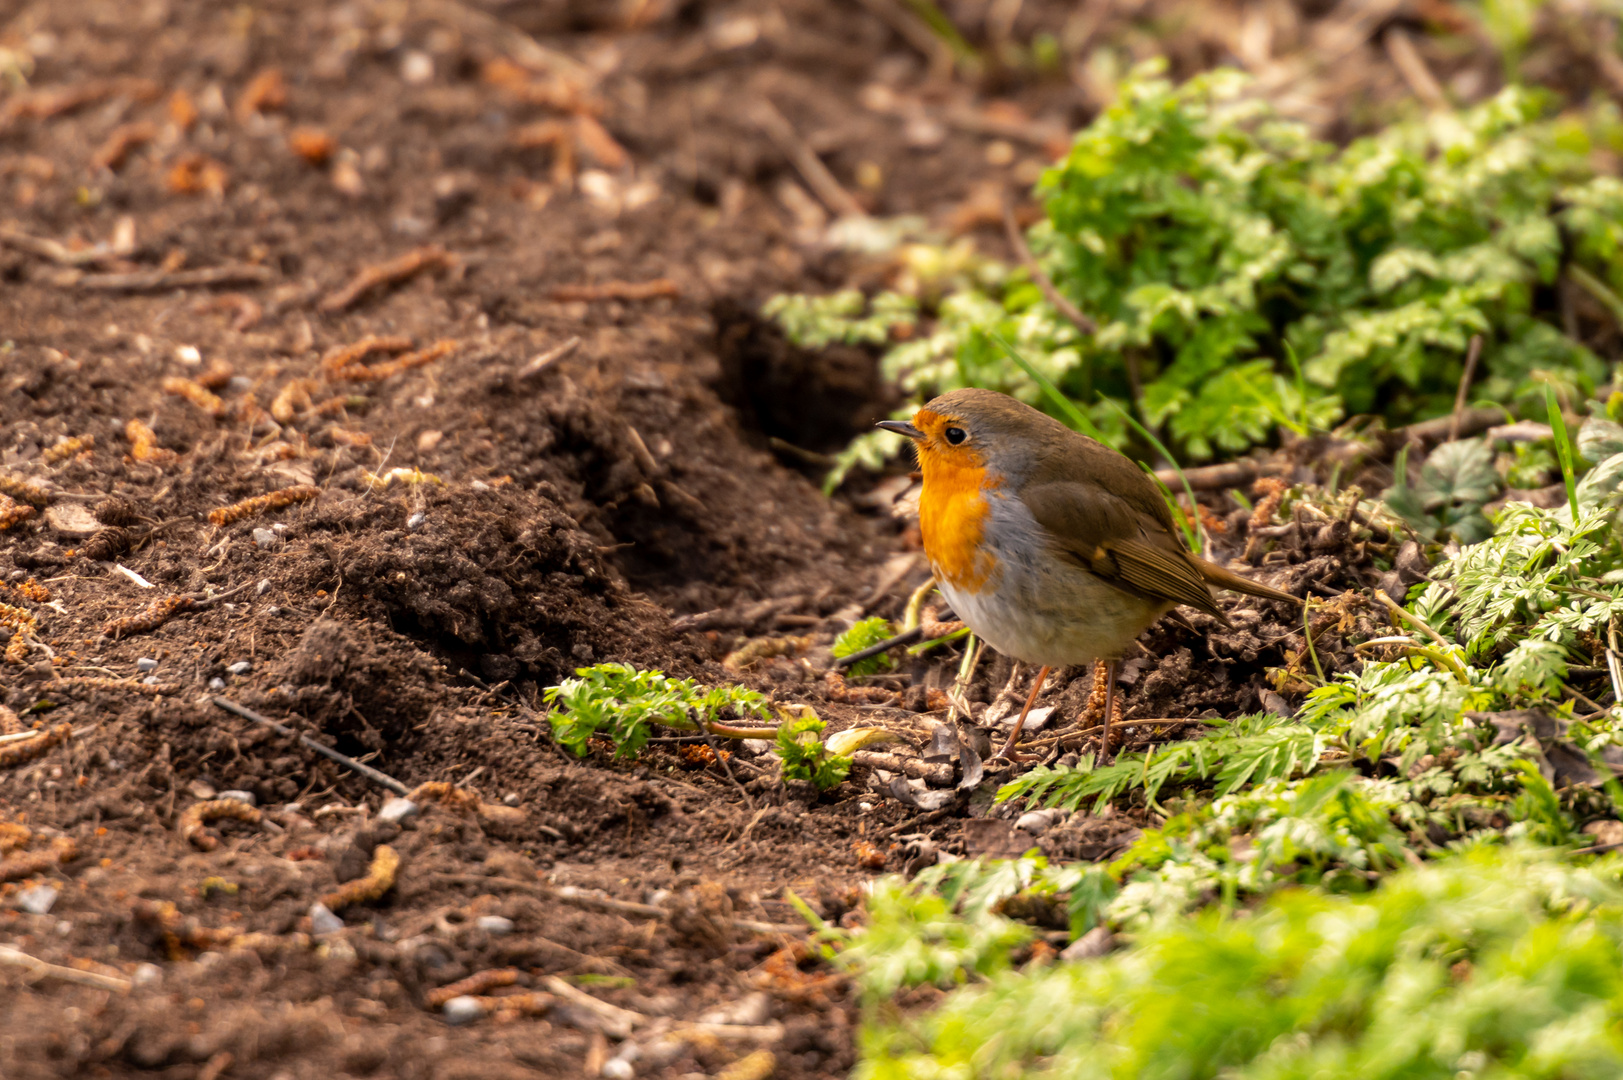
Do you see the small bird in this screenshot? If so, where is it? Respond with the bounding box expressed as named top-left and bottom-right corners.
top-left (878, 388), bottom-right (1299, 760)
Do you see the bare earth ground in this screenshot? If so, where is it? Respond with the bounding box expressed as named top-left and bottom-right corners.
top-left (0, 1), bottom-right (1594, 1077)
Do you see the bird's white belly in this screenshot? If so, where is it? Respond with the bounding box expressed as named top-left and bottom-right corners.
top-left (931, 495), bottom-right (1169, 667)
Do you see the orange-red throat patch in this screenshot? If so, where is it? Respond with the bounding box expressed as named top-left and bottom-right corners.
top-left (914, 409), bottom-right (999, 593)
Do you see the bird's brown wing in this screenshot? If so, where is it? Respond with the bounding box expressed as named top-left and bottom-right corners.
top-left (1020, 478), bottom-right (1225, 619)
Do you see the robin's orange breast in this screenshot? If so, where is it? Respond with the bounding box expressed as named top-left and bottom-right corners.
top-left (917, 452), bottom-right (1000, 594)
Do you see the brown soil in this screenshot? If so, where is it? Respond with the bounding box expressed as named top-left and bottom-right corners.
top-left (0, 1), bottom-right (1590, 1077)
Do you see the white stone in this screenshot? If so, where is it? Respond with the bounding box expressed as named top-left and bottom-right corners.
top-left (218, 790), bottom-right (257, 806)
top-left (442, 995), bottom-right (486, 1026)
top-left (475, 915), bottom-right (515, 935)
top-left (309, 902), bottom-right (344, 935)
top-left (378, 798), bottom-right (419, 824)
top-left (16, 885), bottom-right (58, 914)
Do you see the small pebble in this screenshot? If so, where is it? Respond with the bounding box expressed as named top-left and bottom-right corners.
top-left (136, 657), bottom-right (158, 673)
top-left (132, 963), bottom-right (163, 986)
top-left (600, 1059), bottom-right (634, 1080)
top-left (208, 677), bottom-right (226, 690)
top-left (227, 661), bottom-right (252, 676)
top-left (309, 902), bottom-right (344, 935)
top-left (252, 528), bottom-right (279, 549)
top-left (1016, 809), bottom-right (1063, 835)
top-left (475, 915), bottom-right (515, 935)
top-left (442, 995), bottom-right (486, 1026)
top-left (218, 790), bottom-right (257, 806)
top-left (226, 376), bottom-right (253, 394)
top-left (257, 577), bottom-right (273, 593)
top-left (378, 797), bottom-right (420, 824)
top-left (470, 480), bottom-right (491, 492)
top-left (406, 512), bottom-right (426, 530)
top-left (142, 675), bottom-right (160, 686)
top-left (267, 606), bottom-right (283, 616)
top-left (502, 792), bottom-right (521, 807)
top-left (16, 885), bottom-right (58, 915)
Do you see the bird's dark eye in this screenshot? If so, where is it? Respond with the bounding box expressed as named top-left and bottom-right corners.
top-left (943, 426), bottom-right (967, 445)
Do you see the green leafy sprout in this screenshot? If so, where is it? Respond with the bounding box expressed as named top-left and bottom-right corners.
top-left (543, 663), bottom-right (771, 760)
top-left (833, 616), bottom-right (899, 677)
top-left (775, 710), bottom-right (852, 791)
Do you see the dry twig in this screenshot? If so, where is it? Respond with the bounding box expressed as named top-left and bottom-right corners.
top-left (751, 98), bottom-right (866, 219)
top-left (0, 946), bottom-right (130, 994)
top-left (211, 696), bottom-right (411, 795)
top-left (549, 279), bottom-right (679, 302)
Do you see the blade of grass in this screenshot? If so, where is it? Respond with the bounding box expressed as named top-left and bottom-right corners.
top-left (1546, 383), bottom-right (1580, 520)
top-left (985, 329), bottom-right (1104, 440)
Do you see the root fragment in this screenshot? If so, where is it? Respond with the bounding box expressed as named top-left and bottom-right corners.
top-left (318, 246), bottom-right (455, 313)
top-left (270, 378), bottom-right (320, 423)
top-left (208, 484), bottom-right (321, 526)
top-left (0, 837), bottom-right (79, 881)
top-left (331, 339), bottom-right (458, 381)
top-left (0, 494), bottom-right (35, 530)
top-left (320, 844), bottom-right (400, 910)
top-left (42, 435), bottom-right (95, 464)
top-left (101, 595), bottom-right (194, 639)
top-left (180, 799), bottom-right (264, 851)
top-left (427, 968), bottom-right (523, 1008)
top-left (126, 419), bottom-right (179, 464)
top-left (0, 725), bottom-right (72, 770)
top-left (320, 334), bottom-right (413, 376)
top-left (549, 278), bottom-right (680, 302)
top-left (91, 121), bottom-right (157, 171)
top-left (162, 376), bottom-right (225, 416)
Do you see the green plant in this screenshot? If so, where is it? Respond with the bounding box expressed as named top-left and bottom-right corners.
top-left (771, 66), bottom-right (1618, 482)
top-left (1383, 438), bottom-right (1501, 542)
top-left (774, 710), bottom-right (852, 790)
top-left (832, 617), bottom-right (898, 677)
top-left (543, 663), bottom-right (771, 759)
top-left (850, 847), bottom-right (1623, 1080)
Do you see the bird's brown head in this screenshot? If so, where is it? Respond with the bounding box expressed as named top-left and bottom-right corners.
top-left (876, 388), bottom-right (1077, 484)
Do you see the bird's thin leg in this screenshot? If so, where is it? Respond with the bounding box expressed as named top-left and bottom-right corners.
top-left (1098, 659), bottom-right (1119, 766)
top-left (996, 664), bottom-right (1050, 760)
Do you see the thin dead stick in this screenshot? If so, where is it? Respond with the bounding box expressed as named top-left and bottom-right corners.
top-left (1153, 459), bottom-right (1262, 491)
top-left (832, 625), bottom-right (925, 670)
top-left (211, 696), bottom-right (410, 796)
top-left (0, 946), bottom-right (131, 993)
top-left (1448, 334), bottom-right (1484, 442)
top-left (519, 335), bottom-right (582, 378)
top-left (75, 265), bottom-right (275, 292)
top-left (0, 225), bottom-right (134, 266)
top-left (0, 724), bottom-right (96, 747)
top-left (752, 98), bottom-right (866, 220)
top-left (1021, 717), bottom-right (1207, 751)
top-left (1003, 202), bottom-right (1096, 334)
top-left (850, 750), bottom-right (953, 785)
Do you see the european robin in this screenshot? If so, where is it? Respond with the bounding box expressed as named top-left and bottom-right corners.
top-left (877, 388), bottom-right (1299, 759)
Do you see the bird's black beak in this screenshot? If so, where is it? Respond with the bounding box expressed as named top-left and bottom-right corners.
top-left (875, 419), bottom-right (924, 440)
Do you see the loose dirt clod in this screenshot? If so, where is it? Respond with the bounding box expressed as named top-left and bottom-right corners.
top-left (320, 844), bottom-right (399, 910)
top-left (179, 798), bottom-right (264, 851)
top-left (208, 484), bottom-right (321, 526)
